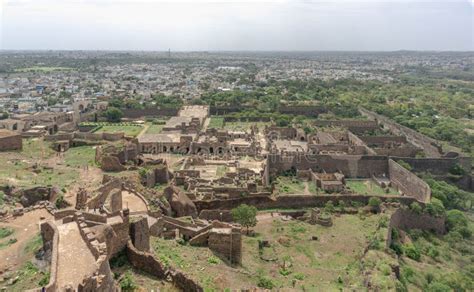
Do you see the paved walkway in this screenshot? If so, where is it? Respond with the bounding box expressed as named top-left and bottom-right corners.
top-left (56, 222), bottom-right (97, 290)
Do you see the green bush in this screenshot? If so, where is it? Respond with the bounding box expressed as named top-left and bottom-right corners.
top-left (397, 160), bottom-right (412, 171)
top-left (257, 276), bottom-right (274, 289)
top-left (425, 198), bottom-right (445, 217)
top-left (324, 200), bottom-right (335, 213)
top-left (120, 271), bottom-right (137, 291)
top-left (425, 281), bottom-right (451, 292)
top-left (410, 202), bottom-right (423, 214)
top-left (404, 244), bottom-right (421, 261)
top-left (446, 210), bottom-right (468, 230)
top-left (368, 197), bottom-right (382, 208)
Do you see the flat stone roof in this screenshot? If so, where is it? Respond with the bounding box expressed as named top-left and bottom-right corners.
top-left (0, 129), bottom-right (19, 138)
top-left (138, 133), bottom-right (182, 143)
top-left (274, 139), bottom-right (308, 152)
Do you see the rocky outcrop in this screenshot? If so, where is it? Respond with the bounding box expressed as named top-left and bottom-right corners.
top-left (164, 186), bottom-right (198, 218)
top-left (100, 156), bottom-right (125, 172)
top-left (17, 186), bottom-right (59, 207)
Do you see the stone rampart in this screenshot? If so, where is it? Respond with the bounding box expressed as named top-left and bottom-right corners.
top-left (360, 108), bottom-right (443, 157)
top-left (388, 159), bottom-right (431, 203)
top-left (194, 194), bottom-right (417, 212)
top-left (122, 108), bottom-right (179, 119)
top-left (268, 153), bottom-right (389, 178)
top-left (386, 208), bottom-right (446, 248)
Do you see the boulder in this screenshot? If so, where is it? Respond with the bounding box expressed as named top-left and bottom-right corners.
top-left (163, 186), bottom-right (197, 218)
top-left (100, 156), bottom-right (125, 172)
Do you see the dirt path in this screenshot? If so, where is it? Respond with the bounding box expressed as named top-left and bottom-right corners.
top-left (0, 209), bottom-right (52, 271)
top-left (56, 222), bottom-right (97, 290)
top-left (122, 190), bottom-right (148, 213)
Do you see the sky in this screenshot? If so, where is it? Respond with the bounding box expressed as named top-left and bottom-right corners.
top-left (0, 0), bottom-right (473, 51)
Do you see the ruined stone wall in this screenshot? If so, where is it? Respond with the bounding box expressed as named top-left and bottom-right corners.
top-left (360, 108), bottom-right (443, 158)
top-left (393, 156), bottom-right (471, 175)
top-left (26, 222), bottom-right (59, 292)
top-left (194, 194), bottom-right (417, 211)
top-left (0, 134), bottom-right (22, 151)
top-left (386, 208), bottom-right (446, 248)
top-left (86, 178), bottom-right (122, 209)
top-left (208, 227), bottom-right (242, 264)
top-left (126, 241), bottom-right (203, 291)
top-left (122, 108), bottom-right (179, 119)
top-left (388, 159), bottom-right (431, 203)
top-left (44, 133), bottom-right (75, 142)
top-left (268, 153), bottom-right (389, 178)
top-left (278, 105), bottom-right (327, 117)
top-left (313, 120), bottom-right (378, 133)
top-left (198, 209), bottom-right (233, 222)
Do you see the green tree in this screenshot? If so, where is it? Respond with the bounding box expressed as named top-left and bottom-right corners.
top-left (231, 204), bottom-right (257, 235)
top-left (104, 107), bottom-right (123, 123)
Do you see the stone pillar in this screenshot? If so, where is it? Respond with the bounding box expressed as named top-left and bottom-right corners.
top-left (75, 187), bottom-right (88, 210)
top-left (129, 216), bottom-right (150, 252)
top-left (110, 188), bottom-right (123, 213)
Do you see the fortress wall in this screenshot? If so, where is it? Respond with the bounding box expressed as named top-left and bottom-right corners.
top-left (388, 159), bottom-right (431, 203)
top-left (194, 194), bottom-right (417, 212)
top-left (122, 108), bottom-right (179, 119)
top-left (393, 156), bottom-right (471, 175)
top-left (268, 154), bottom-right (389, 178)
top-left (386, 208), bottom-right (446, 248)
top-left (359, 108), bottom-right (443, 157)
top-left (126, 241), bottom-right (203, 292)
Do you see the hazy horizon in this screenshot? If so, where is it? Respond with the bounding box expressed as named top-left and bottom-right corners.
top-left (1, 0), bottom-right (473, 51)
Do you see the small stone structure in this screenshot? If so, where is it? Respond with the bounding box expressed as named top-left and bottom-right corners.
top-left (0, 129), bottom-right (22, 151)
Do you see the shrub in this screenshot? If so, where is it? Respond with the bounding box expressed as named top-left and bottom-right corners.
top-left (120, 271), bottom-right (137, 291)
top-left (446, 210), bottom-right (468, 230)
top-left (425, 281), bottom-right (451, 292)
top-left (404, 244), bottom-right (421, 261)
top-left (368, 197), bottom-right (382, 208)
top-left (397, 160), bottom-right (412, 171)
top-left (410, 202), bottom-right (422, 214)
top-left (425, 198), bottom-right (445, 217)
top-left (257, 276), bottom-right (274, 289)
top-left (448, 164), bottom-right (465, 176)
top-left (294, 273), bottom-right (305, 281)
top-left (207, 255), bottom-right (220, 264)
top-left (390, 242), bottom-right (404, 256)
top-left (55, 195), bottom-right (64, 209)
top-left (324, 200), bottom-right (335, 213)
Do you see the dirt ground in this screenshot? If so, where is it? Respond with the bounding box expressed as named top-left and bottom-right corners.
top-left (0, 209), bottom-right (52, 272)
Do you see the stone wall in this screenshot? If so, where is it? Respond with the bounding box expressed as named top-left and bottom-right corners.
top-left (392, 156), bottom-right (472, 175)
top-left (360, 108), bottom-right (443, 158)
top-left (126, 241), bottom-right (203, 291)
top-left (388, 159), bottom-right (431, 203)
top-left (386, 208), bottom-right (446, 248)
top-left (198, 209), bottom-right (233, 222)
top-left (268, 153), bottom-right (389, 178)
top-left (208, 226), bottom-right (242, 264)
top-left (194, 194), bottom-right (417, 212)
top-left (278, 105), bottom-right (327, 117)
top-left (0, 131), bottom-right (22, 151)
top-left (122, 108), bottom-right (179, 119)
top-left (313, 120), bottom-right (378, 134)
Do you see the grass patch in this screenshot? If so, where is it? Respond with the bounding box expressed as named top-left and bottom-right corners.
top-left (63, 146), bottom-right (97, 167)
top-left (208, 117), bottom-right (224, 129)
top-left (346, 180), bottom-right (399, 196)
top-left (94, 124), bottom-right (143, 137)
top-left (0, 227), bottom-right (14, 239)
top-left (145, 124), bottom-right (164, 134)
top-left (23, 233), bottom-right (43, 253)
top-left (275, 176), bottom-right (306, 194)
